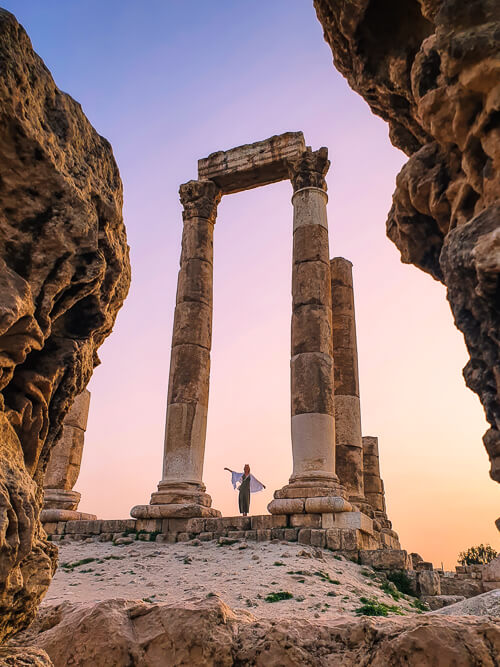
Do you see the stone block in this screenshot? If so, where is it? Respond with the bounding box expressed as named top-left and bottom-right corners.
top-left (204, 518), bottom-right (223, 532)
top-left (56, 522), bottom-right (66, 535)
top-left (310, 529), bottom-right (326, 548)
top-left (256, 529), bottom-right (271, 542)
top-left (135, 519), bottom-right (162, 533)
top-left (167, 343), bottom-right (210, 405)
top-left (177, 532), bottom-right (190, 542)
top-left (304, 497), bottom-right (352, 513)
top-left (333, 511), bottom-right (373, 535)
top-left (292, 304), bottom-right (333, 356)
top-left (483, 556), bottom-right (500, 582)
top-left (221, 516), bottom-right (251, 531)
top-left (172, 301), bottom-right (212, 349)
top-left (271, 528), bottom-right (285, 540)
top-left (98, 533), bottom-right (114, 542)
top-left (483, 581), bottom-right (500, 592)
top-left (284, 528), bottom-right (299, 542)
top-left (293, 225), bottom-right (330, 265)
top-left (64, 389), bottom-right (91, 430)
top-left (340, 529), bottom-right (362, 551)
top-left (292, 261), bottom-right (331, 309)
top-left (267, 499), bottom-right (304, 515)
top-left (227, 531), bottom-right (246, 539)
top-left (244, 530), bottom-right (257, 541)
top-left (42, 522), bottom-right (58, 535)
top-left (290, 514), bottom-right (321, 528)
top-left (326, 528), bottom-right (342, 550)
top-left (274, 485), bottom-right (342, 499)
top-left (198, 131), bottom-right (306, 194)
top-left (418, 571), bottom-right (441, 596)
top-left (168, 518), bottom-right (205, 534)
top-left (65, 520), bottom-right (101, 535)
top-left (298, 529), bottom-right (311, 545)
top-left (291, 352), bottom-right (334, 416)
top-left (250, 515), bottom-right (287, 530)
top-left (198, 532), bottom-right (214, 542)
top-left (415, 561), bottom-right (434, 571)
top-left (157, 533), bottom-right (175, 544)
top-left (180, 218), bottom-right (213, 263)
top-left (321, 513), bottom-right (334, 529)
top-left (359, 549), bottom-right (411, 571)
top-left (100, 519), bottom-right (136, 534)
top-left (423, 595), bottom-right (466, 610)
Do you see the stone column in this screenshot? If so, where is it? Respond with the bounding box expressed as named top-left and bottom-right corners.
top-left (330, 257), bottom-right (365, 504)
top-left (362, 436), bottom-right (386, 514)
top-left (269, 148), bottom-right (350, 514)
top-left (41, 389), bottom-right (96, 522)
top-left (131, 180), bottom-right (222, 519)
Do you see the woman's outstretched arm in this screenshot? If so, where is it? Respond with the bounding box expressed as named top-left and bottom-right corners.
top-left (224, 467), bottom-right (233, 473)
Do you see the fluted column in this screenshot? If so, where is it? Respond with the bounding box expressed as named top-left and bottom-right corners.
top-left (132, 180), bottom-right (222, 519)
top-left (331, 257), bottom-right (365, 503)
top-left (41, 389), bottom-right (96, 522)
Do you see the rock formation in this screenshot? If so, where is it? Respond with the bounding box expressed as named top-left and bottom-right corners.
top-left (0, 8), bottom-right (130, 642)
top-left (313, 0), bottom-right (500, 489)
top-left (13, 597), bottom-right (500, 666)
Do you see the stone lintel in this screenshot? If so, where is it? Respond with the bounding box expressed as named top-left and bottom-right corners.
top-left (197, 131), bottom-right (306, 195)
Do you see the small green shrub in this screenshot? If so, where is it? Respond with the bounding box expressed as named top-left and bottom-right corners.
top-left (265, 591), bottom-right (293, 603)
top-left (458, 544), bottom-right (498, 565)
top-left (273, 561), bottom-right (285, 566)
top-left (355, 597), bottom-right (403, 617)
top-left (386, 571), bottom-right (414, 596)
top-left (381, 581), bottom-right (402, 601)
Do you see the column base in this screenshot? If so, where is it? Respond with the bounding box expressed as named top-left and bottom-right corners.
top-left (43, 489), bottom-right (81, 511)
top-left (269, 471), bottom-right (353, 515)
top-left (41, 509), bottom-right (97, 522)
top-left (131, 481), bottom-right (221, 519)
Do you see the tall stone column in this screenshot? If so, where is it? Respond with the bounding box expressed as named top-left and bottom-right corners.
top-left (362, 436), bottom-right (386, 515)
top-left (270, 148), bottom-right (350, 515)
top-left (131, 180), bottom-right (222, 519)
top-left (41, 389), bottom-right (96, 522)
top-left (331, 257), bottom-right (365, 504)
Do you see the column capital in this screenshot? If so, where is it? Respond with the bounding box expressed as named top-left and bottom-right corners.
top-left (287, 147), bottom-right (330, 193)
top-left (179, 179), bottom-right (222, 223)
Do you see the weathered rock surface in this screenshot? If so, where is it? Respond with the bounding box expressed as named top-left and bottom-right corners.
top-left (0, 9), bottom-right (130, 641)
top-left (314, 0), bottom-right (500, 488)
top-left (0, 647), bottom-right (52, 666)
top-left (432, 588), bottom-right (500, 616)
top-left (13, 597), bottom-right (500, 666)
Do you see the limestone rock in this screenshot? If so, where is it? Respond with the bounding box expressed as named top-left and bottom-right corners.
top-left (431, 588), bottom-right (500, 616)
top-left (0, 647), bottom-right (52, 666)
top-left (313, 0), bottom-right (500, 485)
top-left (0, 9), bottom-right (130, 640)
top-left (14, 598), bottom-right (500, 667)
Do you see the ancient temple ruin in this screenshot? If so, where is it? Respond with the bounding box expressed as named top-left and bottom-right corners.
top-left (124, 131), bottom-right (399, 550)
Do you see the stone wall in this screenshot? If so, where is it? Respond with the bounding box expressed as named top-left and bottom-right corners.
top-left (42, 513), bottom-right (400, 553)
top-left (0, 9), bottom-right (130, 641)
top-left (313, 0), bottom-right (500, 496)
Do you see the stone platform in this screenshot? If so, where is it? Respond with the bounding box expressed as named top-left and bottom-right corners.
top-left (42, 512), bottom-right (400, 552)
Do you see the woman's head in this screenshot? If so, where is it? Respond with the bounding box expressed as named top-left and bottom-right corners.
top-left (243, 464), bottom-right (250, 475)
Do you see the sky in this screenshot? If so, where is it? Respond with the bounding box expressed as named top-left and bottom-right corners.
top-left (6, 0), bottom-right (498, 568)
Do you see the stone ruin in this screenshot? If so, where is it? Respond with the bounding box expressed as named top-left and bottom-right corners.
top-left (43, 132), bottom-right (399, 553)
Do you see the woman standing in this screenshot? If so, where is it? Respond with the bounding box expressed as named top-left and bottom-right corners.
top-left (224, 464), bottom-right (265, 516)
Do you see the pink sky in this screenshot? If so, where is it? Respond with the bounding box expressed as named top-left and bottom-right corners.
top-left (8, 1), bottom-right (497, 569)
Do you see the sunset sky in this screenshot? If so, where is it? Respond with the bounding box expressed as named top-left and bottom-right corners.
top-left (7, 0), bottom-right (498, 568)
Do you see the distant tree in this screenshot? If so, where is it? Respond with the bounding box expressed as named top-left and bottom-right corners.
top-left (458, 544), bottom-right (498, 565)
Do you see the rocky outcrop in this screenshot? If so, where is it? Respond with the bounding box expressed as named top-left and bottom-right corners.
top-left (0, 9), bottom-right (130, 641)
top-left (313, 0), bottom-right (500, 487)
top-left (13, 597), bottom-right (500, 666)
top-left (432, 588), bottom-right (500, 616)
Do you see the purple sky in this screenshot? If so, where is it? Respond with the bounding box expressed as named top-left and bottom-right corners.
top-left (6, 1), bottom-right (498, 567)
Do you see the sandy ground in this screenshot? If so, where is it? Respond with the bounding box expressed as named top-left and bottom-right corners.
top-left (44, 538), bottom-right (423, 620)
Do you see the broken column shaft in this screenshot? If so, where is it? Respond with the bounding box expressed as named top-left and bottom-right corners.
top-left (41, 389), bottom-right (96, 522)
top-left (330, 257), bottom-right (365, 504)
